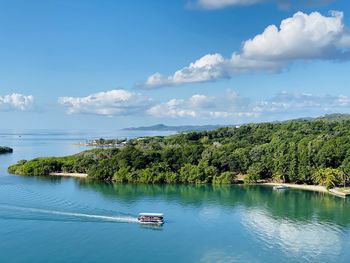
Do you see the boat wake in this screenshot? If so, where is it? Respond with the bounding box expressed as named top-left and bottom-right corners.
top-left (0, 204), bottom-right (139, 223)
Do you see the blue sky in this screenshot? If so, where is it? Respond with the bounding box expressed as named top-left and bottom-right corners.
top-left (1, 0), bottom-right (350, 129)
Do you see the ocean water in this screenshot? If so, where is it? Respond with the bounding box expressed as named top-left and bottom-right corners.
top-left (0, 130), bottom-right (349, 263)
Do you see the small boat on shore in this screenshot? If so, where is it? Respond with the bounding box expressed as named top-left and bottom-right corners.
top-left (138, 213), bottom-right (164, 225)
top-left (273, 185), bottom-right (289, 190)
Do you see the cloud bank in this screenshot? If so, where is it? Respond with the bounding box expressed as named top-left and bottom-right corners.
top-left (254, 91), bottom-right (350, 113)
top-left (58, 89), bottom-right (350, 121)
top-left (142, 11), bottom-right (350, 88)
top-left (147, 90), bottom-right (350, 119)
top-left (0, 93), bottom-right (34, 111)
top-left (58, 89), bottom-right (152, 116)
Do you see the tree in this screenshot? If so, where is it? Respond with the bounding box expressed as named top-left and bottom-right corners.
top-left (88, 158), bottom-right (119, 180)
top-left (340, 157), bottom-right (350, 187)
top-left (213, 171), bottom-right (237, 184)
top-left (113, 167), bottom-right (130, 183)
top-left (312, 168), bottom-right (342, 189)
top-left (179, 164), bottom-right (200, 184)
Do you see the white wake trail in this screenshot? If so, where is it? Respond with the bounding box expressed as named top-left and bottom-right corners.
top-left (0, 204), bottom-right (139, 223)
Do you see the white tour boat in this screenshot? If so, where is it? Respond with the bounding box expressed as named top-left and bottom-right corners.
top-left (138, 213), bottom-right (164, 225)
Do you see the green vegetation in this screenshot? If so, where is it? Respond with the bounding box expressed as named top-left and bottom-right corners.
top-left (8, 118), bottom-right (350, 187)
top-left (0, 146), bottom-right (13, 154)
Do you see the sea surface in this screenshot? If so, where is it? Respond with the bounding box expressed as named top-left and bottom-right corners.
top-left (0, 130), bottom-right (350, 263)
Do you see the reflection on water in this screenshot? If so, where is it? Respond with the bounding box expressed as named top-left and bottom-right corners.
top-left (0, 176), bottom-right (349, 262)
top-left (78, 182), bottom-right (350, 226)
top-left (76, 183), bottom-right (350, 262)
top-left (242, 208), bottom-right (342, 262)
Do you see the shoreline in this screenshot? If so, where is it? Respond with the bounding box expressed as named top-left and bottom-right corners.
top-left (14, 171), bottom-right (350, 198)
top-left (263, 182), bottom-right (328, 193)
top-left (263, 182), bottom-right (350, 197)
top-left (49, 172), bottom-right (88, 178)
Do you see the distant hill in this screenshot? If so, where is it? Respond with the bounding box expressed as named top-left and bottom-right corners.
top-left (315, 113), bottom-right (350, 121)
top-left (124, 114), bottom-right (350, 132)
top-left (274, 114), bottom-right (350, 123)
top-left (123, 124), bottom-right (228, 132)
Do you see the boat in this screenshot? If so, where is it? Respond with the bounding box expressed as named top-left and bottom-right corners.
top-left (273, 185), bottom-right (289, 190)
top-left (138, 213), bottom-right (164, 225)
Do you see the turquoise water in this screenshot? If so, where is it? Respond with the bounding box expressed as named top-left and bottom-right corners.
top-left (0, 130), bottom-right (350, 262)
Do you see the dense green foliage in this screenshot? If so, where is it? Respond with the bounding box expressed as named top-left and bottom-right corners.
top-left (8, 118), bottom-right (350, 187)
top-left (0, 146), bottom-right (13, 154)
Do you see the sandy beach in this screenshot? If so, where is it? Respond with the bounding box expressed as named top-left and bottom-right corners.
top-left (49, 172), bottom-right (88, 178)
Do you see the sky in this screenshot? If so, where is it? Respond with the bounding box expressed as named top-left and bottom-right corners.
top-left (1, 0), bottom-right (350, 129)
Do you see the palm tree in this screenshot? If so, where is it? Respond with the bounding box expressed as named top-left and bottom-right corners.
top-left (313, 168), bottom-right (342, 190)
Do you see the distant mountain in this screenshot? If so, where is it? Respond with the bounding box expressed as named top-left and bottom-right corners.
top-left (123, 124), bottom-right (228, 132)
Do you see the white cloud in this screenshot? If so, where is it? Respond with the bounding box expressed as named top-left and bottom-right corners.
top-left (142, 11), bottom-right (350, 88)
top-left (233, 11), bottom-right (347, 69)
top-left (143, 54), bottom-right (228, 88)
top-left (58, 89), bottom-right (152, 116)
top-left (147, 90), bottom-right (254, 118)
top-left (147, 98), bottom-right (198, 118)
top-left (188, 0), bottom-right (334, 10)
top-left (0, 93), bottom-right (34, 111)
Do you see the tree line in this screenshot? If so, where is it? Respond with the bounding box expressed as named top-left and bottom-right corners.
top-left (8, 119), bottom-right (350, 188)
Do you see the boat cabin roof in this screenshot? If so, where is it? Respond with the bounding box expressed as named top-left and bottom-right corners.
top-left (139, 213), bottom-right (163, 217)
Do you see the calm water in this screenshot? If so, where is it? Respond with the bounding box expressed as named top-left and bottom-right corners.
top-left (0, 130), bottom-right (350, 262)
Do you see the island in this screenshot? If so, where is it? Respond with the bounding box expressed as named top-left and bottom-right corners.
top-left (0, 146), bottom-right (13, 154)
top-left (7, 115), bottom-right (350, 192)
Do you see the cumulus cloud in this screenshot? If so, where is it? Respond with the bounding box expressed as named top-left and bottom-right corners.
top-left (147, 90), bottom-right (254, 118)
top-left (143, 54), bottom-right (229, 88)
top-left (58, 89), bottom-right (152, 116)
top-left (0, 93), bottom-right (34, 111)
top-left (142, 11), bottom-right (350, 88)
top-left (232, 11), bottom-right (347, 70)
top-left (147, 90), bottom-right (350, 119)
top-left (188, 0), bottom-right (334, 10)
